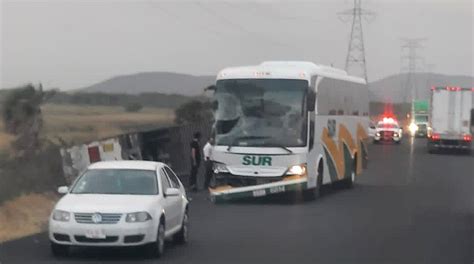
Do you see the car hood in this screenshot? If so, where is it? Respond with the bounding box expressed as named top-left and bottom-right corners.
top-left (55, 194), bottom-right (159, 213)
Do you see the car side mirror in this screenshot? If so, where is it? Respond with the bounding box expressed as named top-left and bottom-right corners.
top-left (165, 188), bottom-right (180, 197)
top-left (57, 186), bottom-right (68, 194)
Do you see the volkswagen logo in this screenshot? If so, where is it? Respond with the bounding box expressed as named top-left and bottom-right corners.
top-left (91, 213), bottom-right (102, 224)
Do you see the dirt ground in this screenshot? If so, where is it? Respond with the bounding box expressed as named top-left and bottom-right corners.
top-left (0, 192), bottom-right (59, 242)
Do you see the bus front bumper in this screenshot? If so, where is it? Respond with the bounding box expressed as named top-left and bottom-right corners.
top-left (209, 176), bottom-right (308, 203)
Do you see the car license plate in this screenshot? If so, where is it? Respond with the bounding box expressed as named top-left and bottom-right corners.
top-left (252, 189), bottom-right (266, 197)
top-left (85, 229), bottom-right (106, 239)
top-left (269, 186), bottom-right (285, 194)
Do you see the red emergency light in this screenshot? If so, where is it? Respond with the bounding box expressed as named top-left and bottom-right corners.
top-left (463, 134), bottom-right (472, 142)
top-left (432, 86), bottom-right (474, 91)
top-left (445, 86), bottom-right (462, 91)
top-left (382, 117), bottom-right (396, 124)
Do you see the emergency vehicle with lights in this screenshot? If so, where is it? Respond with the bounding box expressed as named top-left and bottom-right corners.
top-left (207, 61), bottom-right (370, 202)
top-left (373, 117), bottom-right (403, 144)
top-left (427, 86), bottom-right (473, 154)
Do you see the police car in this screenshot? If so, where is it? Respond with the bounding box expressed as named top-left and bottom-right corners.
top-left (373, 117), bottom-right (403, 144)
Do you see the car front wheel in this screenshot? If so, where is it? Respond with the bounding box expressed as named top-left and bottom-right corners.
top-left (174, 210), bottom-right (189, 244)
top-left (146, 221), bottom-right (165, 258)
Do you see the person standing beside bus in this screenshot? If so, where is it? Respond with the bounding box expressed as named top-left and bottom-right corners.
top-left (203, 137), bottom-right (214, 189)
top-left (189, 132), bottom-right (201, 192)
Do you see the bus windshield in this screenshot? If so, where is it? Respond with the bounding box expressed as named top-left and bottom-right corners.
top-left (213, 79), bottom-right (308, 148)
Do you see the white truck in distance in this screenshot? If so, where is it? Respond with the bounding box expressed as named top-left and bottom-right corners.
top-left (427, 86), bottom-right (473, 154)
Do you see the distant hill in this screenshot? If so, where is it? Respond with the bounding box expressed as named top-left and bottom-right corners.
top-left (369, 73), bottom-right (474, 103)
top-left (79, 71), bottom-right (473, 103)
top-left (80, 72), bottom-right (215, 96)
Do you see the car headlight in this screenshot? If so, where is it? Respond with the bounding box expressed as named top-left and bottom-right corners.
top-left (286, 164), bottom-right (307, 176)
top-left (394, 132), bottom-right (399, 137)
top-left (126, 212), bottom-right (152, 223)
top-left (213, 162), bottom-right (229, 174)
top-left (375, 132), bottom-right (380, 137)
top-left (409, 123), bottom-right (418, 134)
top-left (52, 210), bottom-right (71, 222)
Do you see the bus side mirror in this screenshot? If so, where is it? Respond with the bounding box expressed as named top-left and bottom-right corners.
top-left (307, 91), bottom-right (316, 112)
top-left (205, 85), bottom-right (216, 92)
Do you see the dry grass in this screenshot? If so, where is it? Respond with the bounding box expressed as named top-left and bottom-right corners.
top-left (0, 192), bottom-right (59, 242)
top-left (0, 132), bottom-right (14, 151)
top-left (0, 104), bottom-right (174, 151)
top-left (41, 104), bottom-right (175, 145)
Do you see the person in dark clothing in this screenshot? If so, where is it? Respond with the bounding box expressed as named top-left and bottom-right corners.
top-left (189, 132), bottom-right (202, 191)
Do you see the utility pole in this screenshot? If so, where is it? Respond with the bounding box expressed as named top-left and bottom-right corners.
top-left (338, 0), bottom-right (375, 82)
top-left (400, 38), bottom-right (426, 103)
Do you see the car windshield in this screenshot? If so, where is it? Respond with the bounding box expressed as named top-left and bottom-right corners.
top-left (213, 79), bottom-right (308, 147)
top-left (71, 169), bottom-right (158, 195)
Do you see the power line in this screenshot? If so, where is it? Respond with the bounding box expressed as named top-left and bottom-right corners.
top-left (146, 1), bottom-right (230, 41)
top-left (195, 2), bottom-right (294, 49)
top-left (338, 0), bottom-right (375, 82)
top-left (254, 2), bottom-right (321, 22)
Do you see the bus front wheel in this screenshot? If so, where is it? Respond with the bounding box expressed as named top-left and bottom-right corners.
top-left (303, 163), bottom-right (323, 201)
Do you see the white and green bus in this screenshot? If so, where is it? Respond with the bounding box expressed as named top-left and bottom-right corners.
top-left (209, 61), bottom-right (370, 202)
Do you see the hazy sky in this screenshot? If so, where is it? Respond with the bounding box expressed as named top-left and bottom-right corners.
top-left (1, 0), bottom-right (473, 90)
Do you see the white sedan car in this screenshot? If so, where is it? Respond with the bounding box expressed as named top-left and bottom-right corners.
top-left (373, 121), bottom-right (403, 144)
top-left (49, 161), bottom-right (189, 258)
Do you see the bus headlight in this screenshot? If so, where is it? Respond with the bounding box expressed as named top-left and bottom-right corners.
top-left (213, 163), bottom-right (229, 174)
top-left (286, 164), bottom-right (307, 176)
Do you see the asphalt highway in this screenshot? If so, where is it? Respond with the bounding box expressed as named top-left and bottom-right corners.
top-left (1, 138), bottom-right (472, 264)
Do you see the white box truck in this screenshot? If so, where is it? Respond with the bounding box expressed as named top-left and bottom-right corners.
top-left (427, 86), bottom-right (473, 154)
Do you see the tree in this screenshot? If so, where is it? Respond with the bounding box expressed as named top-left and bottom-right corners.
top-left (1, 84), bottom-right (55, 154)
top-left (124, 102), bottom-right (143, 112)
top-left (174, 100), bottom-right (213, 125)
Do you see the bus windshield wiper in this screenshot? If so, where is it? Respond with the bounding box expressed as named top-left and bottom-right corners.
top-left (227, 136), bottom-right (269, 151)
top-left (227, 136), bottom-right (293, 154)
top-left (262, 140), bottom-right (293, 154)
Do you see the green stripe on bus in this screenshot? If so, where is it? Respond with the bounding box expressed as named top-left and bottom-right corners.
top-left (343, 143), bottom-right (353, 179)
top-left (323, 147), bottom-right (338, 182)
